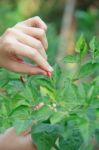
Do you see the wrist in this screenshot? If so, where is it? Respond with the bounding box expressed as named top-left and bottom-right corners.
top-left (0, 134), bottom-right (5, 149)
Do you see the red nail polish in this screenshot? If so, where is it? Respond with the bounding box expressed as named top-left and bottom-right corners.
top-left (47, 71), bottom-right (52, 77)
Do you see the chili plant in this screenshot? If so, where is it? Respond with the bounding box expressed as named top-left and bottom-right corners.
top-left (0, 35), bottom-right (99, 150)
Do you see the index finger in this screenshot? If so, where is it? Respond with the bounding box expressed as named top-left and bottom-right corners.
top-left (14, 42), bottom-right (53, 72)
top-left (23, 16), bottom-right (47, 31)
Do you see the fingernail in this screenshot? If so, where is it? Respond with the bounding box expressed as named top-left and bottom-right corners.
top-left (47, 71), bottom-right (52, 77)
top-left (48, 65), bottom-right (53, 72)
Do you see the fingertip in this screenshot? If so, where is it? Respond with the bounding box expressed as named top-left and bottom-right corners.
top-left (35, 16), bottom-right (47, 31)
top-left (39, 23), bottom-right (47, 32)
top-left (44, 24), bottom-right (48, 31)
top-left (47, 71), bottom-right (52, 77)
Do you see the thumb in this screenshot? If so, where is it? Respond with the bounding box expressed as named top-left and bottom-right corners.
top-left (23, 134), bottom-right (37, 150)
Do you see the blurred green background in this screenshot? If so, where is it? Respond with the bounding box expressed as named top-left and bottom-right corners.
top-left (0, 0), bottom-right (99, 65)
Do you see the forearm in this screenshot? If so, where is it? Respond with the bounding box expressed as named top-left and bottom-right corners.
top-left (0, 134), bottom-right (4, 149)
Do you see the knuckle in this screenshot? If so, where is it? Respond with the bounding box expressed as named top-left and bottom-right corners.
top-left (5, 41), bottom-right (12, 47)
top-left (37, 41), bottom-right (43, 49)
top-left (14, 22), bottom-right (24, 28)
top-left (34, 16), bottom-right (40, 20)
top-left (6, 28), bottom-right (11, 33)
top-left (6, 28), bottom-right (14, 35)
top-left (3, 39), bottom-right (14, 51)
top-left (40, 29), bottom-right (45, 37)
top-left (14, 22), bottom-right (21, 28)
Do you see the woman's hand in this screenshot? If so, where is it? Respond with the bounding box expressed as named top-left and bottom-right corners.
top-left (0, 128), bottom-right (37, 150)
top-left (0, 16), bottom-right (53, 75)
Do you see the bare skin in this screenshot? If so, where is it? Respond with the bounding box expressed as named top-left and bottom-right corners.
top-left (0, 16), bottom-right (53, 75)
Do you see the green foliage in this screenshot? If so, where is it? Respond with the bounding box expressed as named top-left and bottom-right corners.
top-left (76, 34), bottom-right (88, 58)
top-left (89, 37), bottom-right (99, 60)
top-left (32, 123), bottom-right (60, 150)
top-left (75, 10), bottom-right (99, 40)
top-left (0, 36), bottom-right (99, 150)
top-left (47, 24), bottom-right (59, 65)
top-left (64, 55), bottom-right (80, 63)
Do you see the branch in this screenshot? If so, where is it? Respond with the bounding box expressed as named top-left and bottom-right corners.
top-left (56, 0), bottom-right (77, 69)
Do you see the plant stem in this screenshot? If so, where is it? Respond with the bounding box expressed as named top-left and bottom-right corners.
top-left (54, 144), bottom-right (60, 150)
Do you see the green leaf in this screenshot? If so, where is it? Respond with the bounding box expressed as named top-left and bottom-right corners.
top-left (87, 86), bottom-right (95, 100)
top-left (89, 37), bottom-right (99, 59)
top-left (31, 76), bottom-right (54, 92)
top-left (59, 122), bottom-right (83, 150)
top-left (78, 62), bottom-right (99, 78)
top-left (60, 79), bottom-right (77, 106)
top-left (79, 121), bottom-right (90, 144)
top-left (77, 83), bottom-right (86, 101)
top-left (52, 64), bottom-right (61, 87)
top-left (20, 84), bottom-right (34, 102)
top-left (10, 105), bottom-right (30, 119)
top-left (95, 129), bottom-right (99, 143)
top-left (0, 103), bottom-right (8, 116)
top-left (79, 143), bottom-right (94, 150)
top-left (31, 106), bottom-right (53, 122)
top-left (0, 69), bottom-right (20, 87)
top-left (40, 86), bottom-right (55, 101)
top-left (64, 55), bottom-right (80, 63)
top-left (50, 111), bottom-right (68, 124)
top-left (76, 35), bottom-right (88, 58)
top-left (79, 119), bottom-right (95, 145)
top-left (32, 123), bottom-right (59, 150)
top-left (13, 119), bottom-right (33, 134)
